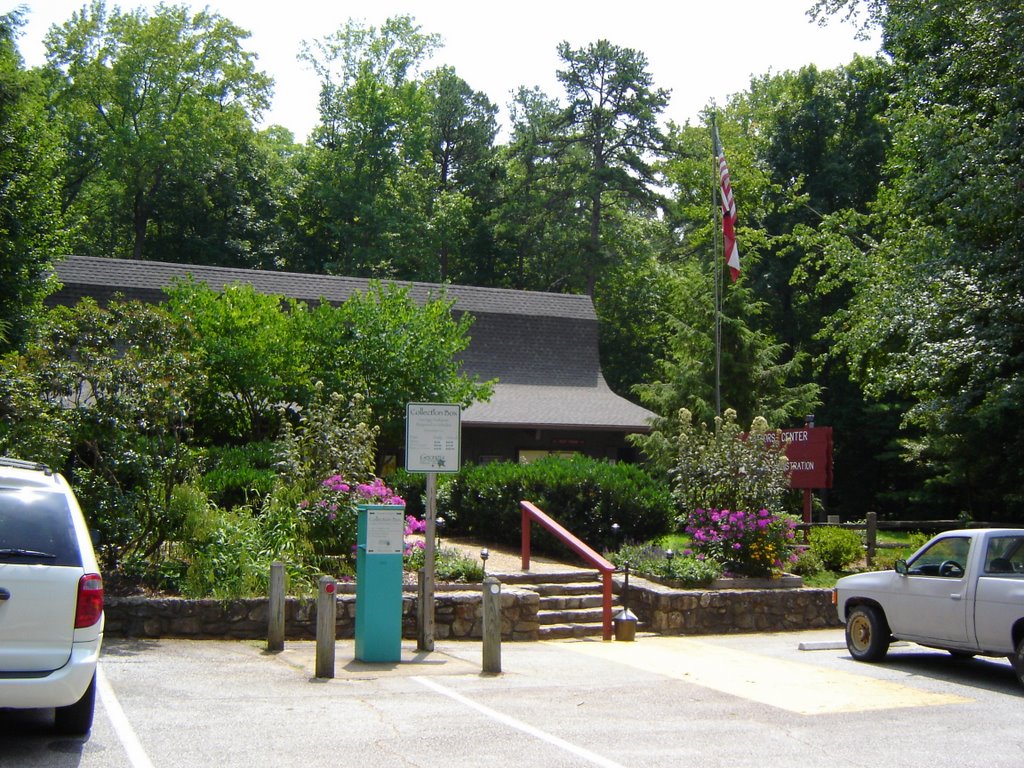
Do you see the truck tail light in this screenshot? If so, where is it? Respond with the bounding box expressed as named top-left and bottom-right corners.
top-left (75, 573), bottom-right (104, 628)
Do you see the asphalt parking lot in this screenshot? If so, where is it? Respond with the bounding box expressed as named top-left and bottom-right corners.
top-left (2, 629), bottom-right (1022, 768)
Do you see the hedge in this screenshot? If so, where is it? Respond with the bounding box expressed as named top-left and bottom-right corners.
top-left (432, 455), bottom-right (672, 557)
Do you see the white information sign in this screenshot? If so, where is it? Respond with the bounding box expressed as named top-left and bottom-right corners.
top-left (365, 508), bottom-right (405, 555)
top-left (405, 402), bottom-right (461, 473)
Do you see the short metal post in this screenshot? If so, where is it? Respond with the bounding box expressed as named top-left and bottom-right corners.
top-left (482, 576), bottom-right (502, 674)
top-left (417, 567), bottom-right (426, 645)
top-left (315, 576), bottom-right (336, 679)
top-left (267, 562), bottom-right (285, 652)
top-left (622, 561), bottom-right (630, 611)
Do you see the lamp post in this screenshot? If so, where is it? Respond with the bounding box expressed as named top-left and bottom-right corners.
top-left (480, 547), bottom-right (489, 574)
top-left (436, 515), bottom-right (445, 547)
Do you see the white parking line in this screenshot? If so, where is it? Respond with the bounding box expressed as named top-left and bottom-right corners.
top-left (97, 665), bottom-right (156, 768)
top-left (412, 676), bottom-right (627, 768)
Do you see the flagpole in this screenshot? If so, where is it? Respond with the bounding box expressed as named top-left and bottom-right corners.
top-left (712, 114), bottom-right (722, 417)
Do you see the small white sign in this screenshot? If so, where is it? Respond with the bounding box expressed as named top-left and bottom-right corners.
top-left (405, 402), bottom-right (461, 473)
top-left (365, 509), bottom-right (405, 555)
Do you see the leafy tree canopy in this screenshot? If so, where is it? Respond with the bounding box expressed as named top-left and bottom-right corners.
top-left (45, 1), bottom-right (273, 261)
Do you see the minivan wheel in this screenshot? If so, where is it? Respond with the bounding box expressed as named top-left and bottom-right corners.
top-left (55, 671), bottom-right (96, 736)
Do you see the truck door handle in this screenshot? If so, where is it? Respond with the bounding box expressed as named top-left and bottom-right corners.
top-left (950, 593), bottom-right (962, 600)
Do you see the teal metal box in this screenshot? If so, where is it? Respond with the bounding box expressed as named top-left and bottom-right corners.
top-left (354, 504), bottom-right (406, 662)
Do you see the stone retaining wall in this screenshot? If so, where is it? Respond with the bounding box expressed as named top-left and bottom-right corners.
top-left (105, 588), bottom-right (542, 642)
top-left (623, 578), bottom-right (842, 634)
top-left (103, 581), bottom-right (841, 641)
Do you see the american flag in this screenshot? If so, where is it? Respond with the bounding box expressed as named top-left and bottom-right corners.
top-left (715, 128), bottom-right (741, 282)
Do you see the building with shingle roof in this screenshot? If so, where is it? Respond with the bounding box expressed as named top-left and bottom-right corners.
top-left (49, 255), bottom-right (654, 464)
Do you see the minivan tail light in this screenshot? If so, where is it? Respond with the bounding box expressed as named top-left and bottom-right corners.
top-left (75, 573), bottom-right (104, 628)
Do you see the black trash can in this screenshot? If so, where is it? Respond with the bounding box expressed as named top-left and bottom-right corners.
top-left (613, 607), bottom-right (638, 642)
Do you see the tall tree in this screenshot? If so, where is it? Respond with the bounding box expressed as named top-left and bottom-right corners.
top-left (631, 256), bottom-right (820, 475)
top-left (812, 0), bottom-right (1024, 519)
top-left (552, 39), bottom-right (668, 295)
top-left (291, 15), bottom-right (439, 279)
top-left (726, 57), bottom-right (897, 518)
top-left (423, 66), bottom-right (499, 283)
top-left (492, 85), bottom-right (583, 291)
top-left (0, 10), bottom-right (65, 352)
top-left (45, 1), bottom-right (272, 261)
top-left (632, 118), bottom-right (821, 473)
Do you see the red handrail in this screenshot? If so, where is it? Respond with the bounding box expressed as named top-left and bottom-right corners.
top-left (519, 500), bottom-right (615, 641)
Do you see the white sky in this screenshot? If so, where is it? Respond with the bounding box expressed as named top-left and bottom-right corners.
top-left (13, 1), bottom-right (881, 141)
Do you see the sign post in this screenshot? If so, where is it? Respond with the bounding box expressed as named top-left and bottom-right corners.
top-left (405, 403), bottom-right (461, 652)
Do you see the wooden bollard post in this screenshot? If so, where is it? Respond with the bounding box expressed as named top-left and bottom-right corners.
top-left (267, 562), bottom-right (285, 652)
top-left (315, 575), bottom-right (336, 679)
top-left (866, 511), bottom-right (877, 568)
top-left (482, 576), bottom-right (502, 674)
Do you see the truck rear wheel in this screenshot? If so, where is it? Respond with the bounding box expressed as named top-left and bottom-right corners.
top-left (845, 604), bottom-right (890, 662)
top-left (1011, 637), bottom-right (1024, 689)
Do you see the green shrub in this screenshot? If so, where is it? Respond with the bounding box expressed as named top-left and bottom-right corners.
top-left (609, 542), bottom-right (721, 587)
top-left (790, 547), bottom-right (824, 576)
top-left (438, 456), bottom-right (672, 557)
top-left (405, 545), bottom-right (484, 583)
top-left (906, 531), bottom-right (931, 554)
top-left (182, 507), bottom-right (268, 598)
top-left (809, 526), bottom-right (863, 570)
top-left (388, 469), bottom-right (427, 519)
top-left (200, 441), bottom-right (277, 508)
top-left (669, 409), bottom-right (790, 520)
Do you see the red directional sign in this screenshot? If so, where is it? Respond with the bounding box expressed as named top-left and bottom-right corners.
top-left (766, 427), bottom-right (833, 489)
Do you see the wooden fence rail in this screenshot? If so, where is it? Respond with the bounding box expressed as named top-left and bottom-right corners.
top-left (795, 512), bottom-right (967, 567)
top-left (795, 514), bottom-right (1023, 567)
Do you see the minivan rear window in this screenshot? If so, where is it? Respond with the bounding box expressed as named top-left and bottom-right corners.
top-left (0, 488), bottom-right (83, 567)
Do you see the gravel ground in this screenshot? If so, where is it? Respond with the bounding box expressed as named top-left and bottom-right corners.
top-left (441, 537), bottom-right (595, 574)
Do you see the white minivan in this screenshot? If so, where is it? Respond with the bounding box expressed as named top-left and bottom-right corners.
top-left (0, 457), bottom-right (104, 735)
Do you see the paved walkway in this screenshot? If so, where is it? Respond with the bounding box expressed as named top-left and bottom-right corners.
top-left (441, 536), bottom-right (597, 575)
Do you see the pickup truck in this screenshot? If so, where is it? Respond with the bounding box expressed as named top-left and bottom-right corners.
top-left (833, 528), bottom-right (1024, 688)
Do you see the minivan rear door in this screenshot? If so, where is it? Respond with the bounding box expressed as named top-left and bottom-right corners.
top-left (0, 487), bottom-right (83, 672)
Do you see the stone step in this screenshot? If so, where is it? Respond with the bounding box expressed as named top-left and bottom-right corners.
top-left (484, 569), bottom-right (624, 638)
top-left (529, 582), bottom-right (608, 597)
top-left (538, 594), bottom-right (606, 610)
top-left (489, 570), bottom-right (603, 586)
top-left (539, 622), bottom-right (606, 639)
